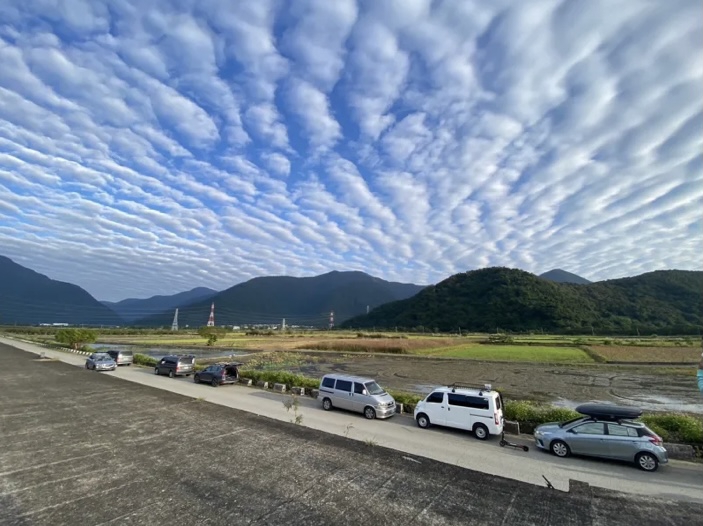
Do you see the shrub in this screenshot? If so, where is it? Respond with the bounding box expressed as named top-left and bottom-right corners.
top-left (239, 369), bottom-right (319, 390)
top-left (133, 353), bottom-right (158, 367)
top-left (641, 414), bottom-right (703, 444)
top-left (503, 401), bottom-right (579, 426)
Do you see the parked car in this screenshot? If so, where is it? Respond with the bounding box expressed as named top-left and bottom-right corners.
top-left (104, 348), bottom-right (133, 366)
top-left (534, 403), bottom-right (667, 472)
top-left (194, 362), bottom-right (243, 387)
top-left (85, 353), bottom-right (117, 372)
top-left (154, 354), bottom-right (195, 378)
top-left (413, 383), bottom-right (504, 440)
top-left (319, 374), bottom-right (396, 419)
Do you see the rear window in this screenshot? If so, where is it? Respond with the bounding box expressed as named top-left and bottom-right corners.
top-left (494, 395), bottom-right (501, 410)
top-left (178, 356), bottom-right (194, 364)
top-left (321, 377), bottom-right (335, 388)
top-left (336, 380), bottom-right (352, 392)
top-left (121, 351), bottom-right (133, 357)
top-left (448, 394), bottom-right (489, 410)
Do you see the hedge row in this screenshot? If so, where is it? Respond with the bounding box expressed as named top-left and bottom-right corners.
top-left (132, 356), bottom-right (703, 445)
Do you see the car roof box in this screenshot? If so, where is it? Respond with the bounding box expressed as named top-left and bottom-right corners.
top-left (575, 403), bottom-right (643, 421)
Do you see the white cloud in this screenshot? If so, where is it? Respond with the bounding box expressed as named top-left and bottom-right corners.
top-left (0, 0), bottom-right (700, 302)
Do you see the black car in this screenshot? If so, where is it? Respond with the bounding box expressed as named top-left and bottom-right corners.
top-left (154, 355), bottom-right (195, 378)
top-left (194, 362), bottom-right (243, 387)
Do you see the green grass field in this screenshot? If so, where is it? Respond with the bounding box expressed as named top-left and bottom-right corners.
top-left (411, 344), bottom-right (593, 363)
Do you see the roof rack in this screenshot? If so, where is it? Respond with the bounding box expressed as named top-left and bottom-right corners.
top-left (448, 383), bottom-right (493, 394)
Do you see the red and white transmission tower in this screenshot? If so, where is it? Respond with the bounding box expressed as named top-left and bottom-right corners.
top-left (207, 302), bottom-right (215, 327)
top-left (328, 310), bottom-right (334, 330)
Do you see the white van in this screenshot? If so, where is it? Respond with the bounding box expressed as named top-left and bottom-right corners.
top-left (413, 383), bottom-right (504, 440)
top-left (319, 374), bottom-right (396, 419)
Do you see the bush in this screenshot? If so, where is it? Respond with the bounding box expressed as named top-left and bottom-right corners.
top-left (133, 353), bottom-right (158, 367)
top-left (641, 414), bottom-right (703, 444)
top-left (503, 401), bottom-right (580, 427)
top-left (387, 390), bottom-right (422, 408)
top-left (239, 369), bottom-right (319, 390)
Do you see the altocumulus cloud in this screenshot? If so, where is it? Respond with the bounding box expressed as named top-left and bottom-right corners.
top-left (0, 0), bottom-right (701, 301)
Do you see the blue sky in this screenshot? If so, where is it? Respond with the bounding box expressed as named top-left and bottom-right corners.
top-left (0, 0), bottom-right (701, 302)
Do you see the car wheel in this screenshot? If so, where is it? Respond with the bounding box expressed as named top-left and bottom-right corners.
top-left (364, 406), bottom-right (376, 420)
top-left (322, 398), bottom-right (333, 411)
top-left (211, 378), bottom-right (219, 387)
top-left (636, 452), bottom-right (658, 472)
top-left (473, 423), bottom-right (489, 440)
top-left (193, 375), bottom-right (200, 383)
top-left (416, 413), bottom-right (430, 429)
top-left (154, 367), bottom-right (159, 375)
top-left (168, 370), bottom-right (174, 378)
top-left (550, 440), bottom-right (570, 458)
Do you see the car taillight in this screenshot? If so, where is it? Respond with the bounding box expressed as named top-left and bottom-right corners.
top-left (648, 435), bottom-right (663, 447)
top-left (221, 370), bottom-right (226, 378)
top-left (494, 412), bottom-right (500, 425)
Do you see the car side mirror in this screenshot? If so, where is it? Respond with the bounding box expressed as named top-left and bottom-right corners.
top-left (362, 390), bottom-right (368, 395)
top-left (567, 429), bottom-right (576, 434)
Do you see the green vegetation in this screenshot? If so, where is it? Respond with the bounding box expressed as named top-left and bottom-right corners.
top-left (412, 345), bottom-right (592, 363)
top-left (238, 369), bottom-right (320, 390)
top-left (197, 326), bottom-right (229, 346)
top-left (55, 328), bottom-right (98, 350)
top-left (342, 267), bottom-right (703, 335)
top-left (133, 353), bottom-right (158, 367)
top-left (642, 414), bottom-right (703, 444)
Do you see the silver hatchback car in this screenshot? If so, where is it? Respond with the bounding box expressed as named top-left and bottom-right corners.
top-left (534, 404), bottom-right (667, 472)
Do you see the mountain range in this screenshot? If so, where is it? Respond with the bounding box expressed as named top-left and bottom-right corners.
top-left (134, 271), bottom-right (425, 327)
top-left (102, 287), bottom-right (218, 324)
top-left (342, 267), bottom-right (702, 335)
top-left (0, 255), bottom-right (123, 326)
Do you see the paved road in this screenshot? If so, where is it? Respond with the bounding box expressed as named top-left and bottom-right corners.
top-left (3, 337), bottom-right (703, 507)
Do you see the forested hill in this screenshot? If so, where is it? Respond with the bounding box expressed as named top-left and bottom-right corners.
top-left (136, 271), bottom-right (425, 327)
top-left (341, 268), bottom-right (703, 335)
top-left (0, 255), bottom-right (123, 326)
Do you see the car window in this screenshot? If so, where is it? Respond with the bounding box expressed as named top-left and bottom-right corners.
top-left (573, 422), bottom-right (605, 435)
top-left (607, 424), bottom-right (631, 437)
top-left (321, 377), bottom-right (335, 389)
top-left (336, 380), bottom-right (352, 392)
top-left (353, 382), bottom-right (365, 394)
top-left (427, 392), bottom-right (444, 403)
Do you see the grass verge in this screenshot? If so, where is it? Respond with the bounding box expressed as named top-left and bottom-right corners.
top-left (410, 345), bottom-right (593, 363)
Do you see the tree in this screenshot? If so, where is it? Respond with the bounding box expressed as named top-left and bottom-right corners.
top-left (55, 328), bottom-right (98, 350)
top-left (198, 326), bottom-right (227, 346)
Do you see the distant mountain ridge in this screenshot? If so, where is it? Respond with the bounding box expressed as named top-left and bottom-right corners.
top-left (102, 287), bottom-right (218, 323)
top-left (0, 255), bottom-right (123, 326)
top-left (342, 267), bottom-right (702, 335)
top-left (539, 269), bottom-right (591, 284)
top-left (136, 271), bottom-right (426, 327)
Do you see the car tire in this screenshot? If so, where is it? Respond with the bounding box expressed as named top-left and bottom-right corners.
top-left (193, 375), bottom-right (200, 383)
top-left (211, 378), bottom-right (219, 387)
top-left (364, 406), bottom-right (376, 420)
top-left (550, 440), bottom-right (570, 458)
top-left (473, 423), bottom-right (489, 440)
top-left (154, 367), bottom-right (159, 375)
top-left (416, 413), bottom-right (430, 429)
top-left (168, 370), bottom-right (174, 378)
top-left (322, 398), bottom-right (333, 411)
top-left (636, 452), bottom-right (659, 472)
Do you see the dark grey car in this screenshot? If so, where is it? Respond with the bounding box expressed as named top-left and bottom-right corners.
top-left (193, 362), bottom-right (243, 387)
top-left (534, 405), bottom-right (668, 472)
top-left (154, 355), bottom-right (195, 378)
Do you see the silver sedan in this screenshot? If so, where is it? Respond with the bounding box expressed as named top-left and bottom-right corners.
top-left (85, 353), bottom-right (117, 371)
top-left (534, 416), bottom-right (668, 472)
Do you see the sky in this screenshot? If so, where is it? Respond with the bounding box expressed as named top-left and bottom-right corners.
top-left (0, 0), bottom-right (701, 302)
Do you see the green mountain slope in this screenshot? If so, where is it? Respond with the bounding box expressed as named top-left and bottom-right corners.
top-left (0, 255), bottom-right (123, 326)
top-left (136, 271), bottom-right (426, 327)
top-left (342, 267), bottom-right (702, 335)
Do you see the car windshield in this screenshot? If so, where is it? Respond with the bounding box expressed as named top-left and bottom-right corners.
top-left (96, 356), bottom-right (111, 361)
top-left (364, 382), bottom-right (385, 395)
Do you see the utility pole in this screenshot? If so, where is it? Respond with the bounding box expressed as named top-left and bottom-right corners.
top-left (282, 318), bottom-right (286, 331)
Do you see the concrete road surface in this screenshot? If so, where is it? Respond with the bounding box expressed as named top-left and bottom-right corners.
top-left (2, 338), bottom-right (702, 518)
